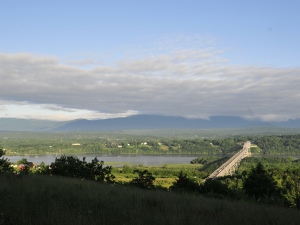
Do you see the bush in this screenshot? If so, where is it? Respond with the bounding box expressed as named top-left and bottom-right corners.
top-left (16, 158), bottom-right (28, 165)
top-left (50, 155), bottom-right (115, 182)
top-left (130, 170), bottom-right (155, 189)
top-left (170, 171), bottom-right (200, 192)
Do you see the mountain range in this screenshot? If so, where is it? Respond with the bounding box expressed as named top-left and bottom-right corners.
top-left (1, 115), bottom-right (300, 132)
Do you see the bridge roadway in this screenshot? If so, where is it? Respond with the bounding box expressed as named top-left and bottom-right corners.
top-left (207, 141), bottom-right (251, 179)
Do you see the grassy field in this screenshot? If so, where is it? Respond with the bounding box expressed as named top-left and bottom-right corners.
top-left (112, 163), bottom-right (203, 188)
top-left (1, 173), bottom-right (300, 225)
top-left (114, 175), bottom-right (176, 188)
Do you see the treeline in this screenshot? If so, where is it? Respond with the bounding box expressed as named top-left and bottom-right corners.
top-left (2, 133), bottom-right (300, 155)
top-left (249, 134), bottom-right (300, 155)
top-left (0, 133), bottom-right (243, 155)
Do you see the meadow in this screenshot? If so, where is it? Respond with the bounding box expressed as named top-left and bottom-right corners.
top-left (112, 163), bottom-right (202, 188)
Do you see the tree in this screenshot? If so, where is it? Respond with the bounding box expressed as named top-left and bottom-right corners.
top-left (282, 169), bottom-right (300, 209)
top-left (243, 163), bottom-right (278, 201)
top-left (16, 158), bottom-right (28, 165)
top-left (170, 171), bottom-right (199, 192)
top-left (130, 170), bottom-right (155, 189)
top-left (0, 148), bottom-right (13, 173)
top-left (50, 155), bottom-right (115, 182)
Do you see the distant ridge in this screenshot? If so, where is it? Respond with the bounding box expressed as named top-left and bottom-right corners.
top-left (0, 118), bottom-right (64, 131)
top-left (49, 115), bottom-right (300, 132)
top-left (1, 115), bottom-right (300, 132)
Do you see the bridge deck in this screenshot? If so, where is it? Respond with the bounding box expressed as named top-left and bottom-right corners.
top-left (207, 141), bottom-right (251, 179)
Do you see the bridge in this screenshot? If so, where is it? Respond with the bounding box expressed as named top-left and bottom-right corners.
top-left (207, 141), bottom-right (251, 179)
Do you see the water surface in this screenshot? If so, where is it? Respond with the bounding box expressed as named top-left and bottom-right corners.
top-left (6, 154), bottom-right (204, 166)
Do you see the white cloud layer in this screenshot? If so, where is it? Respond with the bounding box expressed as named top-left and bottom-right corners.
top-left (0, 50), bottom-right (299, 121)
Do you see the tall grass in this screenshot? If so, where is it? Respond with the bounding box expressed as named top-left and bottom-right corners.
top-left (0, 174), bottom-right (299, 225)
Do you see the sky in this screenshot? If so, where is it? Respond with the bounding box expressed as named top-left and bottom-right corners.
top-left (0, 1), bottom-right (300, 121)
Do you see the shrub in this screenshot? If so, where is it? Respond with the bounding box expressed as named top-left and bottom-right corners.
top-left (170, 171), bottom-right (199, 192)
top-left (130, 170), bottom-right (155, 189)
top-left (50, 155), bottom-right (115, 182)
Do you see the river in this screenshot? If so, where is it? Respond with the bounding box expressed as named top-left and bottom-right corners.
top-left (6, 154), bottom-right (205, 166)
top-left (6, 153), bottom-right (300, 167)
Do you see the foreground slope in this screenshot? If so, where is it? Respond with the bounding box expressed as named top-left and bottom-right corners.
top-left (1, 174), bottom-right (299, 225)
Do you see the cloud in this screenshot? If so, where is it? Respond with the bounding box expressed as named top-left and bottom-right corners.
top-left (40, 104), bottom-right (77, 113)
top-left (0, 102), bottom-right (138, 121)
top-left (0, 51), bottom-right (299, 121)
top-left (17, 109), bottom-right (138, 121)
top-left (66, 59), bottom-right (104, 67)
